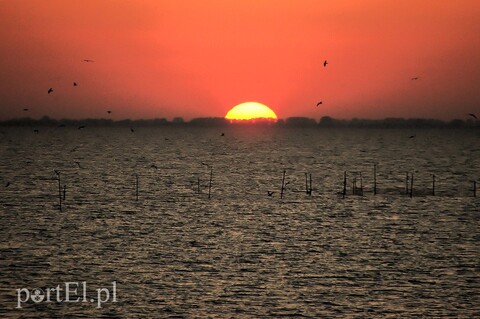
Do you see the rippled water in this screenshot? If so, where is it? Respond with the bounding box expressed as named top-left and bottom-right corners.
top-left (0, 126), bottom-right (479, 318)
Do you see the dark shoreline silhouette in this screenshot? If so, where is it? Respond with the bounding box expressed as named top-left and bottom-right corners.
top-left (0, 115), bottom-right (478, 128)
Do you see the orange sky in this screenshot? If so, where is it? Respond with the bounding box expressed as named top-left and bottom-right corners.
top-left (1, 0), bottom-right (479, 120)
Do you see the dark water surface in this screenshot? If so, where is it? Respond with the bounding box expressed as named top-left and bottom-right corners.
top-left (0, 126), bottom-right (479, 318)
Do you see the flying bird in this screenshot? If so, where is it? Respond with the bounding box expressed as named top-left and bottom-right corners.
top-left (73, 82), bottom-right (77, 86)
top-left (408, 135), bottom-right (416, 138)
top-left (48, 88), bottom-right (53, 94)
top-left (33, 129), bottom-right (39, 133)
top-left (221, 132), bottom-right (225, 136)
top-left (82, 59), bottom-right (95, 62)
top-left (107, 110), bottom-right (112, 114)
top-left (201, 162), bottom-right (212, 168)
top-left (267, 191), bottom-right (274, 197)
top-left (323, 60), bottom-right (328, 67)
top-left (78, 125), bottom-right (85, 130)
top-left (130, 128), bottom-right (135, 133)
top-left (316, 101), bottom-right (323, 106)
top-left (74, 161), bottom-right (82, 169)
top-left (411, 77), bottom-right (420, 80)
top-left (468, 113), bottom-right (478, 120)
top-left (54, 170), bottom-right (60, 176)
top-left (23, 108), bottom-right (29, 111)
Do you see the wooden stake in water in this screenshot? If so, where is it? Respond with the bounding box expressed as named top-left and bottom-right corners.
top-left (208, 166), bottom-right (213, 199)
top-left (135, 174), bottom-right (139, 201)
top-left (309, 173), bottom-right (312, 196)
top-left (474, 181), bottom-right (477, 198)
top-left (342, 171), bottom-right (347, 199)
top-left (305, 173), bottom-right (308, 195)
top-left (197, 177), bottom-right (200, 194)
top-left (304, 173), bottom-right (312, 196)
top-left (280, 169), bottom-right (286, 199)
top-left (352, 176), bottom-right (356, 195)
top-left (405, 172), bottom-right (409, 195)
top-left (373, 164), bottom-right (377, 195)
top-left (432, 174), bottom-right (435, 196)
top-left (57, 172), bottom-right (62, 212)
top-left (360, 172), bottom-right (363, 196)
top-left (63, 185), bottom-right (66, 201)
top-left (410, 172), bottom-right (414, 198)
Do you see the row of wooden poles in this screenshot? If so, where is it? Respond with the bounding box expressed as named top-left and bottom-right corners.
top-left (341, 164), bottom-right (477, 199)
top-left (54, 166), bottom-right (214, 211)
top-left (53, 165), bottom-right (476, 211)
top-left (281, 164), bottom-right (477, 200)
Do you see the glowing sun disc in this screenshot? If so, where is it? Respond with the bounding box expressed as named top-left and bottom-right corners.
top-left (225, 102), bottom-right (277, 120)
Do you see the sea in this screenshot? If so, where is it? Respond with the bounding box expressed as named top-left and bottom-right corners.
top-left (0, 126), bottom-right (479, 318)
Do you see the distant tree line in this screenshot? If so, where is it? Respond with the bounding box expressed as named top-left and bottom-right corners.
top-left (0, 115), bottom-right (478, 128)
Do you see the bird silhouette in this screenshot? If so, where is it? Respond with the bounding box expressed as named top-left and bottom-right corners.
top-left (409, 135), bottom-right (416, 138)
top-left (54, 170), bottom-right (60, 176)
top-left (74, 161), bottom-right (82, 169)
top-left (107, 110), bottom-right (112, 114)
top-left (411, 77), bottom-right (420, 80)
top-left (78, 125), bottom-right (85, 130)
top-left (130, 128), bottom-right (135, 133)
top-left (73, 82), bottom-right (77, 86)
top-left (82, 59), bottom-right (95, 62)
top-left (323, 60), bottom-right (328, 67)
top-left (316, 101), bottom-right (323, 106)
top-left (33, 129), bottom-right (39, 133)
top-left (150, 164), bottom-right (158, 169)
top-left (267, 191), bottom-right (274, 197)
top-left (221, 132), bottom-right (225, 136)
top-left (468, 113), bottom-right (478, 120)
top-left (48, 88), bottom-right (53, 94)
top-left (23, 108), bottom-right (29, 111)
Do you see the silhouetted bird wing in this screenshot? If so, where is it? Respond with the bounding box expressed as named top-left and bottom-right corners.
top-left (54, 170), bottom-right (60, 175)
top-left (75, 161), bottom-right (81, 168)
top-left (107, 110), bottom-right (111, 114)
top-left (23, 108), bottom-right (29, 111)
top-left (409, 135), bottom-right (416, 138)
top-left (82, 59), bottom-right (95, 62)
top-left (316, 101), bottom-right (323, 106)
top-left (468, 113), bottom-right (478, 120)
top-left (73, 82), bottom-right (77, 86)
top-left (48, 88), bottom-right (53, 94)
top-left (323, 60), bottom-right (328, 67)
top-left (411, 77), bottom-right (419, 80)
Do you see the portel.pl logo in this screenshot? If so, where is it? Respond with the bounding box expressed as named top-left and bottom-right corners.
top-left (16, 281), bottom-right (117, 309)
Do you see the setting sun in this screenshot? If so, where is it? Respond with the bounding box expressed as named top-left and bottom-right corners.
top-left (225, 102), bottom-right (278, 121)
